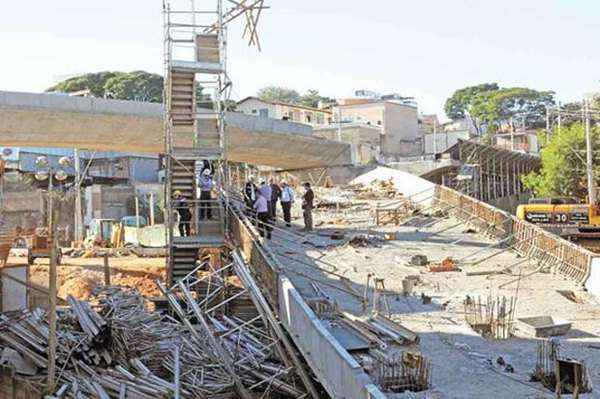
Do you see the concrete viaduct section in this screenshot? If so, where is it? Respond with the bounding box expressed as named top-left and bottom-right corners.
top-left (0, 91), bottom-right (352, 169)
top-left (228, 208), bottom-right (385, 398)
top-left (433, 185), bottom-right (600, 296)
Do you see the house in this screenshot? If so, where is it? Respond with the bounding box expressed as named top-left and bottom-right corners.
top-left (494, 131), bottom-right (540, 154)
top-left (419, 114), bottom-right (440, 134)
top-left (236, 97), bottom-right (332, 127)
top-left (331, 100), bottom-right (421, 158)
top-left (313, 123), bottom-right (382, 164)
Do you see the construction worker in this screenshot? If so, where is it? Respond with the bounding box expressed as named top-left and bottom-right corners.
top-left (173, 190), bottom-right (191, 237)
top-left (244, 177), bottom-right (257, 215)
top-left (280, 181), bottom-right (294, 227)
top-left (198, 168), bottom-right (213, 220)
top-left (302, 182), bottom-right (314, 232)
top-left (269, 178), bottom-right (282, 220)
top-left (254, 191), bottom-right (272, 239)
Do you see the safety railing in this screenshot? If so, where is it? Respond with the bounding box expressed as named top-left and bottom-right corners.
top-left (224, 191), bottom-right (386, 398)
top-left (434, 185), bottom-right (594, 285)
top-left (434, 185), bottom-right (512, 238)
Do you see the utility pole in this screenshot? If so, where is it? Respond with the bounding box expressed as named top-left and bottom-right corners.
top-left (585, 99), bottom-right (596, 205)
top-left (73, 149), bottom-right (83, 243)
top-left (433, 119), bottom-right (437, 157)
top-left (47, 174), bottom-right (57, 392)
top-left (336, 107), bottom-right (342, 141)
top-left (510, 117), bottom-right (515, 151)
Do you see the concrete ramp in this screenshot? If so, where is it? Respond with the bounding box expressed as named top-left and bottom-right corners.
top-left (0, 91), bottom-right (352, 169)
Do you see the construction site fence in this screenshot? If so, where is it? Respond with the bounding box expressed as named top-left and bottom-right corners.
top-left (226, 204), bottom-right (386, 398)
top-left (434, 185), bottom-right (594, 285)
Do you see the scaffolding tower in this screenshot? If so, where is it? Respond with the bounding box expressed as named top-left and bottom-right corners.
top-left (162, 0), bottom-right (235, 284)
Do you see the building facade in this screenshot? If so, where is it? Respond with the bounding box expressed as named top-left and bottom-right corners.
top-left (332, 101), bottom-right (420, 158)
top-left (236, 97), bottom-right (332, 127)
top-left (313, 124), bottom-right (382, 164)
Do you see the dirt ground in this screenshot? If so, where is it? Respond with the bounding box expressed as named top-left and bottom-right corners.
top-left (7, 252), bottom-right (165, 300)
top-left (268, 184), bottom-right (600, 399)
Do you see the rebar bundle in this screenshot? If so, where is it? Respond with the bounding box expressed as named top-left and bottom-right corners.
top-left (372, 351), bottom-right (431, 393)
top-left (464, 295), bottom-right (516, 339)
top-left (0, 285), bottom-right (305, 398)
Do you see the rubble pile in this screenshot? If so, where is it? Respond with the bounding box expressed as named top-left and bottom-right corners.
top-left (0, 286), bottom-right (299, 398)
top-left (346, 179), bottom-right (404, 200)
top-left (348, 234), bottom-right (386, 248)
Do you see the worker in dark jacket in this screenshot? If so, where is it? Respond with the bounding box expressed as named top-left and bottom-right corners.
top-left (302, 182), bottom-right (314, 232)
top-left (269, 178), bottom-right (282, 220)
top-left (173, 190), bottom-right (191, 236)
top-left (243, 177), bottom-right (257, 215)
top-left (280, 181), bottom-right (294, 227)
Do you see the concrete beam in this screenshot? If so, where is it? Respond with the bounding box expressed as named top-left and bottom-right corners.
top-left (0, 91), bottom-right (352, 169)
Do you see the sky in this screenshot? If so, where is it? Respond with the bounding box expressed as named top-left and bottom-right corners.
top-left (1, 0), bottom-right (600, 119)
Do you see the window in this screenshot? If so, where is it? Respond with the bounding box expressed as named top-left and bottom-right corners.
top-left (251, 109), bottom-right (257, 114)
top-left (306, 112), bottom-right (313, 123)
top-left (377, 120), bottom-right (382, 126)
top-left (259, 108), bottom-right (268, 118)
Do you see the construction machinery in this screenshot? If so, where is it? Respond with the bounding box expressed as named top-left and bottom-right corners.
top-left (516, 198), bottom-right (600, 248)
top-left (26, 227), bottom-right (62, 265)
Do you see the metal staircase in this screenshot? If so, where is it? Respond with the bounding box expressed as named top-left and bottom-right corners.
top-left (164, 0), bottom-right (229, 285)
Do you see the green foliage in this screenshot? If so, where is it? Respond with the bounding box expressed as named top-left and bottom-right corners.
top-left (298, 89), bottom-right (333, 108)
top-left (256, 86), bottom-right (333, 109)
top-left (47, 71), bottom-right (213, 105)
top-left (522, 123), bottom-right (600, 199)
top-left (257, 86), bottom-right (300, 104)
top-left (444, 83), bottom-right (554, 134)
top-left (103, 71), bottom-right (163, 102)
top-left (444, 83), bottom-right (499, 120)
top-left (47, 71), bottom-right (124, 97)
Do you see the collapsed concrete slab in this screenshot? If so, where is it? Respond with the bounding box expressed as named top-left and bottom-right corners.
top-left (0, 91), bottom-right (352, 169)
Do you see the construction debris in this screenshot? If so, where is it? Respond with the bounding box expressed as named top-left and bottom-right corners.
top-left (0, 286), bottom-right (303, 398)
top-left (532, 339), bottom-right (592, 396)
top-left (409, 255), bottom-right (428, 266)
top-left (348, 234), bottom-right (385, 248)
top-left (464, 295), bottom-right (516, 339)
top-left (516, 316), bottom-right (572, 338)
top-left (371, 351), bottom-right (431, 393)
top-left (428, 257), bottom-right (458, 272)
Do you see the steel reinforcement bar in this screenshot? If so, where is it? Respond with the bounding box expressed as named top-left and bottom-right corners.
top-left (434, 185), bottom-right (594, 285)
top-left (226, 202), bottom-right (386, 399)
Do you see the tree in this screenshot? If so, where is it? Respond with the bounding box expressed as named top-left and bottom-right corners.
top-left (522, 123), bottom-right (600, 199)
top-left (103, 71), bottom-right (163, 102)
top-left (47, 71), bottom-right (124, 98)
top-left (298, 89), bottom-right (333, 108)
top-left (257, 86), bottom-right (300, 104)
top-left (445, 84), bottom-right (555, 137)
top-left (47, 71), bottom-right (211, 105)
top-left (444, 83), bottom-right (499, 120)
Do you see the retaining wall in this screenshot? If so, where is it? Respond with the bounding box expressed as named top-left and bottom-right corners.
top-left (227, 206), bottom-right (385, 398)
top-left (434, 185), bottom-right (598, 292)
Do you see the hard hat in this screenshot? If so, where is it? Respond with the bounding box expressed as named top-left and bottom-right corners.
top-left (173, 190), bottom-right (182, 197)
top-left (202, 168), bottom-right (211, 176)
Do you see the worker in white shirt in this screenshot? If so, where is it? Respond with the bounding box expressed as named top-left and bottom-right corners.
top-left (253, 192), bottom-right (272, 239)
top-left (280, 181), bottom-right (294, 227)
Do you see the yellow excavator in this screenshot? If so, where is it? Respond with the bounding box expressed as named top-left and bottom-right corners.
top-left (516, 110), bottom-right (600, 245)
top-left (516, 198), bottom-right (600, 240)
